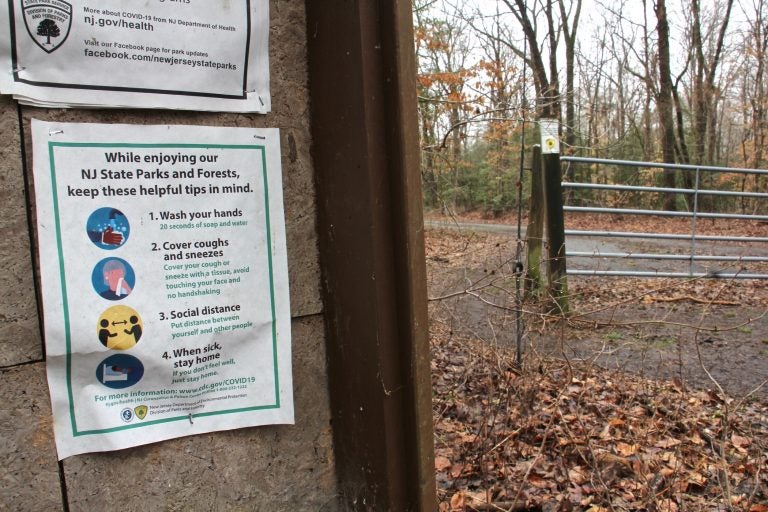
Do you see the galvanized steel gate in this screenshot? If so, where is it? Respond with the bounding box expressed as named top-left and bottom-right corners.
top-left (559, 156), bottom-right (768, 279)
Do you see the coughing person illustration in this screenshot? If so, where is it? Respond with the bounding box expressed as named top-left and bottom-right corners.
top-left (94, 258), bottom-right (135, 300)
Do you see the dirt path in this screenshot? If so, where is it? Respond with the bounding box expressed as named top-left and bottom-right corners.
top-left (426, 217), bottom-right (768, 399)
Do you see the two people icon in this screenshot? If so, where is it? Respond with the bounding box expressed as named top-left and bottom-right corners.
top-left (97, 307), bottom-right (143, 350)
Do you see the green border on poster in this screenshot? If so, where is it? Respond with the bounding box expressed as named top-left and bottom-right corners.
top-left (47, 142), bottom-right (280, 436)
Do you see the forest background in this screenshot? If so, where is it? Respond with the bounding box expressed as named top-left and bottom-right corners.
top-left (417, 5), bottom-right (768, 509)
top-left (414, 0), bottom-right (768, 215)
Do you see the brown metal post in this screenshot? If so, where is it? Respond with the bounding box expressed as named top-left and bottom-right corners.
top-left (306, 1), bottom-right (437, 510)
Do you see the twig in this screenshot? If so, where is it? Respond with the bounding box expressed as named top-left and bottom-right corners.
top-left (466, 501), bottom-right (530, 512)
top-left (645, 295), bottom-right (741, 305)
top-left (509, 382), bottom-right (569, 508)
top-left (567, 310), bottom-right (768, 333)
top-left (732, 377), bottom-right (768, 412)
top-left (692, 280), bottom-right (734, 508)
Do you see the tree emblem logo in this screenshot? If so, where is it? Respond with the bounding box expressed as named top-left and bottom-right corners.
top-left (21, 0), bottom-right (72, 53)
top-left (134, 405), bottom-right (148, 420)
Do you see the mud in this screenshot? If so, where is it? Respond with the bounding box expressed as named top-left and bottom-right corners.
top-left (426, 226), bottom-right (768, 399)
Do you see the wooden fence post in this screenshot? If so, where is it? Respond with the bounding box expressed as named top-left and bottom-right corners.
top-left (525, 145), bottom-right (544, 298)
top-left (543, 148), bottom-right (569, 314)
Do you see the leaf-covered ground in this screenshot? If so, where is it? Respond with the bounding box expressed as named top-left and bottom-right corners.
top-left (431, 329), bottom-right (767, 511)
top-left (426, 215), bottom-right (768, 510)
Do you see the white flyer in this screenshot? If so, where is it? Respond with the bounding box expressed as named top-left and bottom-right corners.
top-left (1, 1), bottom-right (270, 112)
top-left (31, 120), bottom-right (293, 459)
top-left (540, 118), bottom-right (560, 154)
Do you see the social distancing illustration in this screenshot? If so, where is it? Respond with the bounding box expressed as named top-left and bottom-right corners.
top-left (97, 305), bottom-right (143, 350)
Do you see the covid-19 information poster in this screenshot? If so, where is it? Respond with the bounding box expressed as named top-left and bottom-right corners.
top-left (31, 120), bottom-right (293, 459)
top-left (0, 1), bottom-right (269, 112)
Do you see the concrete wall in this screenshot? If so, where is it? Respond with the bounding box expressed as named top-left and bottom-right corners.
top-left (0, 1), bottom-right (339, 510)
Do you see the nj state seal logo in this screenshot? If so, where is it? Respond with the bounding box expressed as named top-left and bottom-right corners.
top-left (121, 407), bottom-right (134, 423)
top-left (21, 0), bottom-right (72, 53)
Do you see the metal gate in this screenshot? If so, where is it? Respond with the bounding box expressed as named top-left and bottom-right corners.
top-left (559, 156), bottom-right (768, 279)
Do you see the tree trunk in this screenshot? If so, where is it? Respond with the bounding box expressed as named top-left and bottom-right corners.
top-left (559, 0), bottom-right (582, 196)
top-left (655, 0), bottom-right (678, 211)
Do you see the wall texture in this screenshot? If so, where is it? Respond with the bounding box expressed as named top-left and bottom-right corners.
top-left (0, 1), bottom-right (339, 510)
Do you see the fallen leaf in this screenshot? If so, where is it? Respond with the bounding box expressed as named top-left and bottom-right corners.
top-left (435, 456), bottom-right (452, 472)
top-left (616, 442), bottom-right (639, 457)
top-left (655, 437), bottom-right (682, 449)
top-left (450, 491), bottom-right (466, 511)
top-left (568, 466), bottom-right (589, 485)
top-left (528, 473), bottom-right (550, 489)
top-left (449, 463), bottom-right (465, 478)
top-left (732, 434), bottom-right (751, 449)
top-left (688, 471), bottom-right (707, 487)
top-left (609, 418), bottom-right (626, 427)
top-left (658, 498), bottom-right (679, 512)
top-left (465, 490), bottom-right (489, 504)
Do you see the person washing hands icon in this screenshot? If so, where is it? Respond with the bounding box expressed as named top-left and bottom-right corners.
top-left (86, 207), bottom-right (130, 250)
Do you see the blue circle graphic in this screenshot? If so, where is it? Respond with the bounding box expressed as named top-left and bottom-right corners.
top-left (95, 354), bottom-right (145, 389)
top-left (86, 207), bottom-right (130, 250)
top-left (121, 408), bottom-right (134, 423)
top-left (91, 257), bottom-right (136, 301)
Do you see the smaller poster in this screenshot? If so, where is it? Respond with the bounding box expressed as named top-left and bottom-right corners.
top-left (0, 1), bottom-right (269, 112)
top-left (540, 118), bottom-right (560, 154)
top-left (32, 120), bottom-right (293, 459)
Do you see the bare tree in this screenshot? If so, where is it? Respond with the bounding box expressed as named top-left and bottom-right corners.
top-left (739, 0), bottom-right (768, 210)
top-left (559, 0), bottom-right (582, 153)
top-left (655, 0), bottom-right (679, 210)
top-left (501, 0), bottom-right (562, 118)
top-left (689, 0), bottom-right (735, 167)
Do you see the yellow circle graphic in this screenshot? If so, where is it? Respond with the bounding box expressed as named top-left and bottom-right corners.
top-left (97, 305), bottom-right (143, 350)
